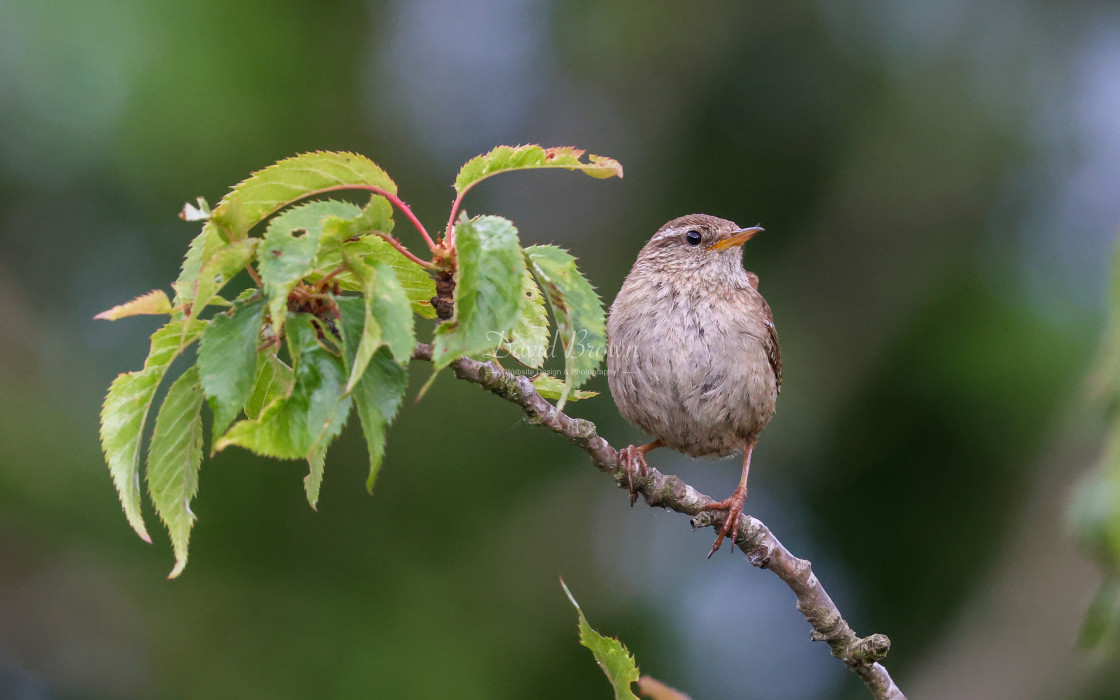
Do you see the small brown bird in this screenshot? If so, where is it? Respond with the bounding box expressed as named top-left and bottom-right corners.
top-left (607, 214), bottom-right (781, 556)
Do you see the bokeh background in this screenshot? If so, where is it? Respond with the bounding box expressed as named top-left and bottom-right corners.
top-left (2, 1), bottom-right (1119, 698)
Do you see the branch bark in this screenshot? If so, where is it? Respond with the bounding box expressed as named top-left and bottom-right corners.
top-left (412, 343), bottom-right (906, 700)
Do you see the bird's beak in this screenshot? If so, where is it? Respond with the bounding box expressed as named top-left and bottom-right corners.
top-left (709, 226), bottom-right (764, 250)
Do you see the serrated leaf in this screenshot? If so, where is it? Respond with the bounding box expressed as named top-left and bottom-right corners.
top-left (99, 319), bottom-right (203, 542)
top-left (209, 151), bottom-right (396, 242)
top-left (244, 350), bottom-right (294, 420)
top-left (432, 215), bottom-right (525, 368)
top-left (258, 200), bottom-right (360, 336)
top-left (146, 365), bottom-right (205, 578)
top-left (561, 580), bottom-right (641, 700)
top-left (343, 264), bottom-right (382, 393)
top-left (345, 255), bottom-right (416, 370)
top-left (505, 269), bottom-right (550, 368)
top-left (216, 315), bottom-right (351, 461)
top-left (192, 238), bottom-right (260, 315)
top-left (454, 145), bottom-right (623, 195)
top-left (198, 298), bottom-right (266, 441)
top-left (530, 373), bottom-right (598, 402)
top-left (318, 236), bottom-right (436, 319)
top-left (95, 289), bottom-right (171, 321)
top-left (317, 194), bottom-right (394, 255)
top-left (525, 245), bottom-right (606, 410)
top-left (339, 299), bottom-right (409, 492)
top-left (304, 446), bottom-right (327, 510)
top-left (173, 222), bottom-right (223, 308)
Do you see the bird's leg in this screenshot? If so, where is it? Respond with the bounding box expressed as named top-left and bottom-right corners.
top-left (700, 444), bottom-right (754, 558)
top-left (619, 439), bottom-right (662, 506)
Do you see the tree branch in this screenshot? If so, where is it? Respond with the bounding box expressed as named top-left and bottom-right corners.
top-left (412, 342), bottom-right (906, 700)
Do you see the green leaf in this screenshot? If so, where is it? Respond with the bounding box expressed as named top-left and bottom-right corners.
top-left (344, 265), bottom-right (382, 393)
top-left (530, 373), bottom-right (598, 402)
top-left (95, 289), bottom-right (172, 321)
top-left (318, 236), bottom-right (436, 319)
top-left (432, 215), bottom-right (525, 368)
top-left (561, 580), bottom-right (641, 700)
top-left (454, 145), bottom-right (623, 195)
top-left (209, 151), bottom-right (396, 242)
top-left (317, 194), bottom-right (394, 254)
top-left (198, 298), bottom-right (266, 441)
top-left (257, 200), bottom-right (360, 336)
top-left (192, 237), bottom-right (260, 314)
top-left (347, 256), bottom-right (416, 366)
top-left (99, 319), bottom-right (203, 542)
top-left (172, 222), bottom-right (223, 308)
top-left (525, 245), bottom-right (606, 410)
top-left (216, 315), bottom-right (352, 463)
top-left (505, 270), bottom-right (550, 368)
top-left (339, 298), bottom-right (409, 492)
top-left (244, 350), bottom-right (294, 420)
top-left (146, 365), bottom-right (205, 578)
top-left (304, 447), bottom-right (327, 511)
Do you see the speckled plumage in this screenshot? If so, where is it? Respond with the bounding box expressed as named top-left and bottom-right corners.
top-left (607, 214), bottom-right (780, 460)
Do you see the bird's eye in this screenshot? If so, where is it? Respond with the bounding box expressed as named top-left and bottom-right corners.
top-left (685, 230), bottom-right (702, 246)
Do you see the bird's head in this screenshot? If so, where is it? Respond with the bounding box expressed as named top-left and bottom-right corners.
top-left (634, 213), bottom-right (763, 278)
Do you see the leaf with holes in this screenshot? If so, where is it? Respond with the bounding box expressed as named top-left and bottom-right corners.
top-left (216, 315), bottom-right (351, 462)
top-left (100, 319), bottom-right (204, 542)
top-left (505, 270), bottom-right (550, 368)
top-left (454, 145), bottom-right (623, 196)
top-left (339, 298), bottom-right (409, 492)
top-left (257, 200), bottom-right (360, 336)
top-left (432, 215), bottom-right (524, 368)
top-left (198, 297), bottom-right (266, 442)
top-left (95, 290), bottom-right (172, 321)
top-left (562, 580), bottom-right (641, 700)
top-left (209, 151), bottom-right (395, 242)
top-left (146, 365), bottom-right (205, 578)
top-left (525, 245), bottom-right (606, 409)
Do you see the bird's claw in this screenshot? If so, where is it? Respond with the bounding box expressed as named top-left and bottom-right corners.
top-left (699, 486), bottom-right (748, 558)
top-left (619, 445), bottom-right (649, 506)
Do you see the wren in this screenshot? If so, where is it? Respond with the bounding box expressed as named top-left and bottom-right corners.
top-left (606, 214), bottom-right (781, 556)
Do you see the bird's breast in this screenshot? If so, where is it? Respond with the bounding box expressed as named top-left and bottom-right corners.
top-left (607, 275), bottom-right (777, 457)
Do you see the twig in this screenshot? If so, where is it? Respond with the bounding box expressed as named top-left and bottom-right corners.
top-left (411, 342), bottom-right (906, 700)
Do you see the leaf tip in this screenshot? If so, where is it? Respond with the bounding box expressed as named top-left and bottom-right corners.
top-left (95, 290), bottom-right (172, 321)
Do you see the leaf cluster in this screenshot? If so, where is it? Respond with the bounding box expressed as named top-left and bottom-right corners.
top-left (97, 146), bottom-right (621, 576)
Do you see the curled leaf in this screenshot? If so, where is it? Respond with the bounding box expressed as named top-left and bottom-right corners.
top-left (455, 145), bottom-right (623, 196)
top-left (179, 196), bottom-right (211, 222)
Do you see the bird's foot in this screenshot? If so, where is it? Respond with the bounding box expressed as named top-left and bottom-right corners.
top-left (699, 485), bottom-right (748, 558)
top-left (619, 445), bottom-right (650, 506)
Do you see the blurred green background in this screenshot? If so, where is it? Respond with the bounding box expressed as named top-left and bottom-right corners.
top-left (2, 1), bottom-right (1119, 698)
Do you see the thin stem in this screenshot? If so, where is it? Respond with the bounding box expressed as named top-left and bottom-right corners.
top-left (289, 184), bottom-right (438, 253)
top-left (314, 264), bottom-right (346, 292)
top-left (245, 264), bottom-right (263, 287)
top-left (445, 191), bottom-right (466, 248)
top-left (381, 233), bottom-right (435, 268)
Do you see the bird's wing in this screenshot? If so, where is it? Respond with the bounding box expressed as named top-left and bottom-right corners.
top-left (758, 295), bottom-right (782, 394)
